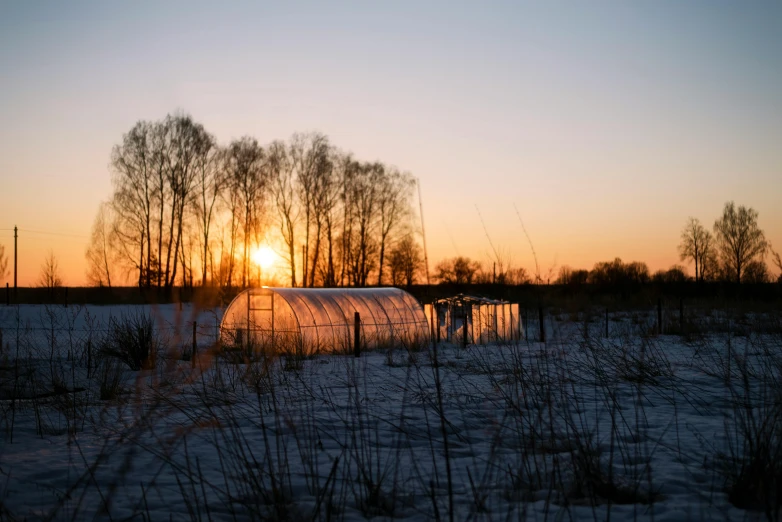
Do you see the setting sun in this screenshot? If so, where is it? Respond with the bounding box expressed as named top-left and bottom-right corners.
top-left (251, 245), bottom-right (276, 270)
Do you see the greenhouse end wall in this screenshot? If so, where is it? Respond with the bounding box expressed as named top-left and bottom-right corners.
top-left (423, 297), bottom-right (522, 345)
top-left (220, 287), bottom-right (430, 354)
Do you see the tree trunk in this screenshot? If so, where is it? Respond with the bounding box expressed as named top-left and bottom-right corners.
top-left (377, 242), bottom-right (386, 286)
top-left (309, 222), bottom-right (322, 287)
top-left (157, 190), bottom-right (164, 287)
top-left (164, 204), bottom-right (175, 287)
top-left (325, 219), bottom-right (335, 287)
top-left (287, 223), bottom-right (296, 287)
top-left (138, 230), bottom-right (145, 287)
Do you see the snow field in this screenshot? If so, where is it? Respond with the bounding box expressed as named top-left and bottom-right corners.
top-left (1, 304), bottom-right (781, 521)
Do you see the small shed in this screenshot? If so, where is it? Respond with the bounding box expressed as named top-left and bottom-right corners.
top-left (425, 294), bottom-right (522, 345)
top-left (221, 287), bottom-right (430, 354)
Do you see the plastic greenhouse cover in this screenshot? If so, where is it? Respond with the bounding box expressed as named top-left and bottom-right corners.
top-left (221, 287), bottom-right (429, 352)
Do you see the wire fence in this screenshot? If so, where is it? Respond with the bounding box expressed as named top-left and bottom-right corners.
top-left (221, 316), bottom-right (431, 355)
top-left (0, 307), bottom-right (223, 364)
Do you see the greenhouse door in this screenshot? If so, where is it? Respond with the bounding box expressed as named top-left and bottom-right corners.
top-left (248, 289), bottom-right (275, 350)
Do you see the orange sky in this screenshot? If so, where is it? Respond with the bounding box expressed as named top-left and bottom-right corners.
top-left (1, 2), bottom-right (781, 286)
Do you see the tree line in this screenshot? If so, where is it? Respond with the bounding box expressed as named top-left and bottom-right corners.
top-left (68, 117), bottom-right (778, 292)
top-left (431, 202), bottom-right (779, 289)
top-left (553, 201), bottom-right (780, 287)
top-left (86, 112), bottom-right (424, 289)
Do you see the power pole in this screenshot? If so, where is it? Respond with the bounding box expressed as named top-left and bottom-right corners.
top-left (13, 226), bottom-right (17, 298)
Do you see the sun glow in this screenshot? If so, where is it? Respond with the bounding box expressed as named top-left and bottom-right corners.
top-left (251, 245), bottom-right (277, 270)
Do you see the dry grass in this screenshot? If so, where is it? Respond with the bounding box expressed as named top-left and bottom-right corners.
top-left (1, 302), bottom-right (781, 520)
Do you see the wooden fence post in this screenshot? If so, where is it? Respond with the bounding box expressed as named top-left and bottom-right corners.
top-left (354, 312), bottom-right (361, 358)
top-left (605, 308), bottom-right (609, 338)
top-left (539, 306), bottom-right (545, 343)
top-left (192, 321), bottom-right (197, 367)
top-left (462, 311), bottom-right (468, 349)
top-left (435, 305), bottom-right (441, 343)
top-left (430, 305), bottom-right (436, 347)
top-left (679, 298), bottom-right (684, 332)
top-left (87, 338), bottom-right (92, 379)
top-left (657, 298), bottom-right (663, 335)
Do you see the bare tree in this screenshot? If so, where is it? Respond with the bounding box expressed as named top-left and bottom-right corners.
top-left (106, 118), bottom-right (427, 290)
top-left (0, 244), bottom-right (8, 282)
top-left (149, 120), bottom-right (169, 288)
top-left (337, 154), bottom-right (359, 286)
top-left (652, 265), bottom-right (690, 284)
top-left (486, 247), bottom-right (517, 285)
top-left (225, 137), bottom-right (268, 287)
top-left (349, 163), bottom-right (383, 286)
top-left (307, 152), bottom-right (341, 288)
top-left (506, 267), bottom-right (532, 285)
top-left (700, 248), bottom-right (720, 282)
top-left (678, 217), bottom-right (714, 283)
top-left (742, 260), bottom-right (769, 284)
top-left (376, 168), bottom-right (414, 286)
top-left (625, 261), bottom-right (650, 284)
top-left (178, 224), bottom-right (198, 287)
top-left (211, 219), bottom-right (239, 288)
top-left (291, 132), bottom-right (333, 287)
top-left (85, 202), bottom-right (116, 287)
top-left (38, 250), bottom-right (63, 289)
top-left (111, 120), bottom-right (155, 287)
top-left (713, 201), bottom-right (768, 283)
top-left (308, 154), bottom-right (334, 287)
top-left (556, 265), bottom-right (587, 285)
top-left (388, 236), bottom-right (422, 287)
top-left (159, 114), bottom-right (215, 288)
top-left (770, 246), bottom-right (782, 283)
top-left (319, 150), bottom-right (344, 287)
top-left (269, 140), bottom-right (298, 287)
top-left (588, 258), bottom-right (649, 287)
top-left (218, 166), bottom-right (243, 288)
top-left (192, 141), bottom-right (223, 286)
top-left (110, 115), bottom-right (214, 289)
top-left (434, 256), bottom-right (481, 284)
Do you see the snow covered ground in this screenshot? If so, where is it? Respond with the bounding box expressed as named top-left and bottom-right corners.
top-left (1, 304), bottom-right (780, 521)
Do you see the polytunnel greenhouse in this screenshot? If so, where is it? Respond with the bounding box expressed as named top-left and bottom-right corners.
top-left (220, 287), bottom-right (430, 354)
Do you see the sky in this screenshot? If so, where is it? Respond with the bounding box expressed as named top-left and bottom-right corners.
top-left (1, 1), bottom-right (781, 286)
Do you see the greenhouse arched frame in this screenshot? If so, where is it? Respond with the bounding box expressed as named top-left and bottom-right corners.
top-left (221, 287), bottom-right (430, 354)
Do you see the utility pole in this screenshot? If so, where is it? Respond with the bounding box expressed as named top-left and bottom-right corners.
top-left (13, 226), bottom-right (17, 299)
